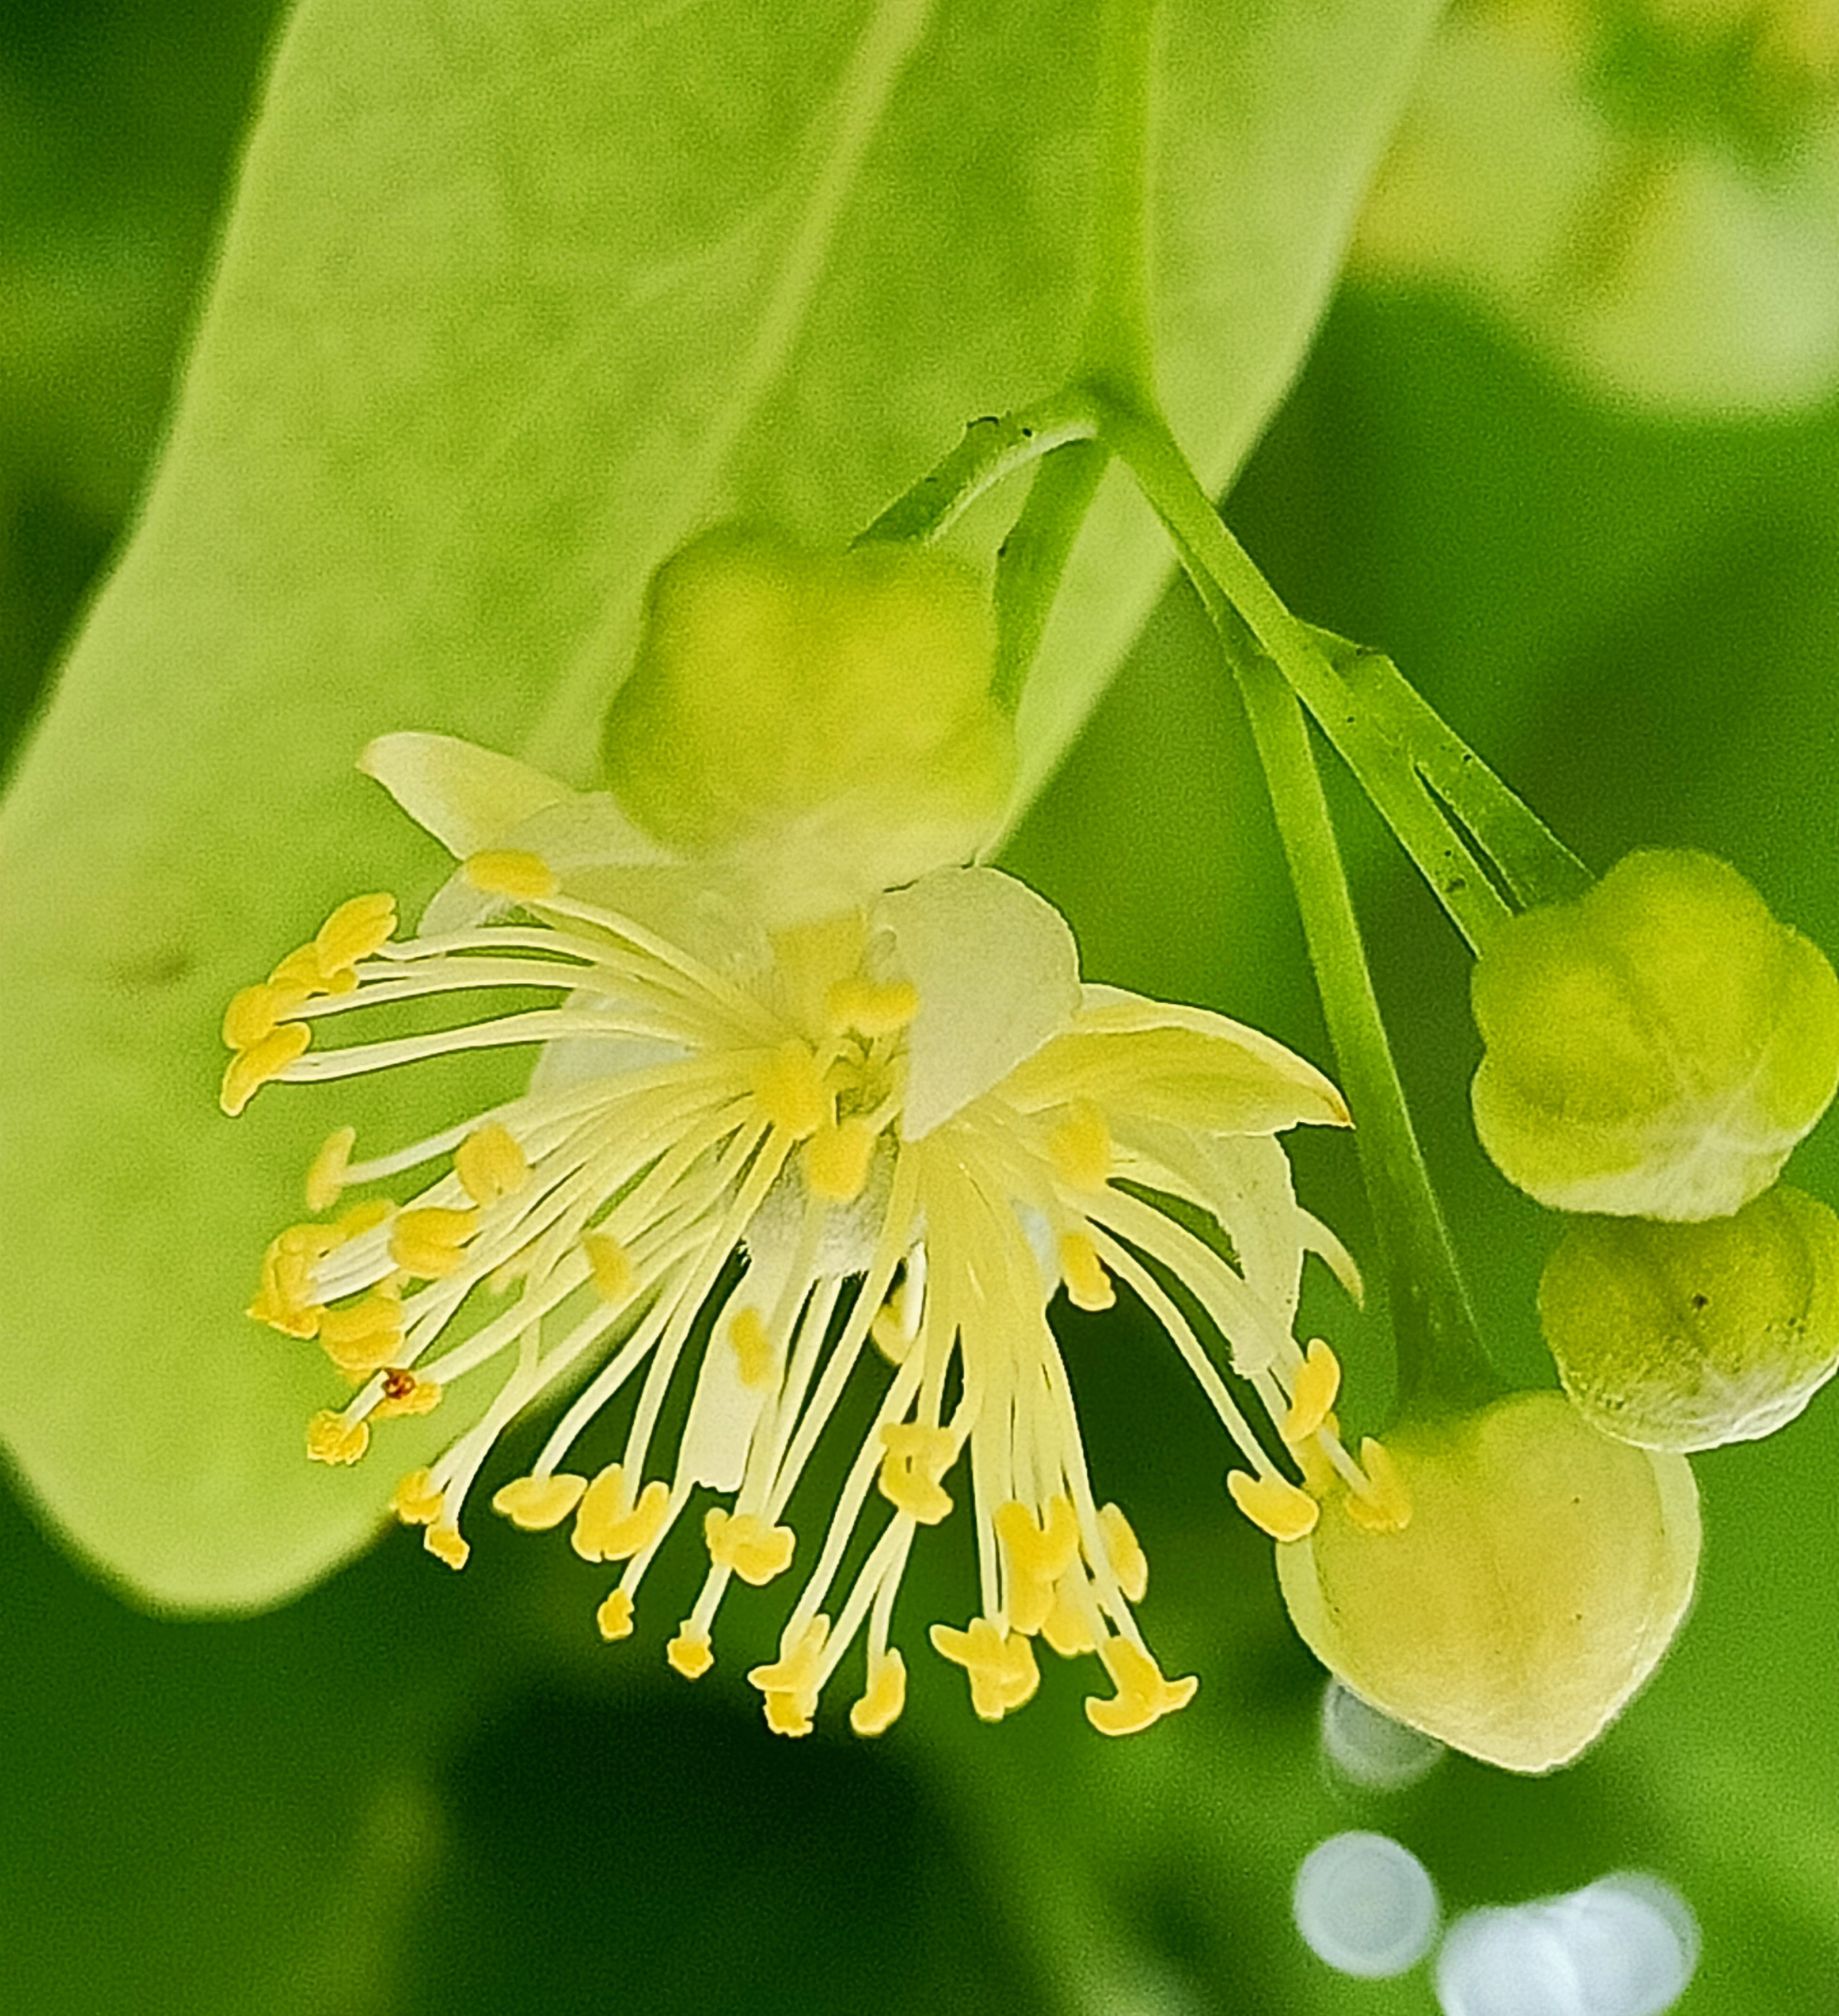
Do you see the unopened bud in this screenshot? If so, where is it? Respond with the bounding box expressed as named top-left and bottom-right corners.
top-left (1275, 1392), bottom-right (1700, 1774)
top-left (602, 526), bottom-right (1013, 924)
top-left (1539, 1185), bottom-right (1839, 1452)
top-left (1472, 850), bottom-right (1839, 1220)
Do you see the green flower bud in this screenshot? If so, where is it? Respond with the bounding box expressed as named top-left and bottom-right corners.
top-left (1275, 1392), bottom-right (1700, 1775)
top-left (602, 525), bottom-right (1014, 925)
top-left (1471, 850), bottom-right (1839, 1220)
top-left (1538, 1186), bottom-right (1839, 1452)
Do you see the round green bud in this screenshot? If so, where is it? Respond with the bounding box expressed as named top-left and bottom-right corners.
top-left (1538, 1186), bottom-right (1839, 1452)
top-left (1275, 1392), bottom-right (1700, 1775)
top-left (602, 525), bottom-right (1014, 925)
top-left (1471, 850), bottom-right (1839, 1221)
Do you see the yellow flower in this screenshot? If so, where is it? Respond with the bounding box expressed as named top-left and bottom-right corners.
top-left (222, 731), bottom-right (1377, 1739)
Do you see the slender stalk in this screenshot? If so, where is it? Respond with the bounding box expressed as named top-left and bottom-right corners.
top-left (1078, 0), bottom-right (1160, 407)
top-left (991, 439), bottom-right (1111, 714)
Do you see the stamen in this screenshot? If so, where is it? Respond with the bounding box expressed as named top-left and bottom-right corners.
top-left (572, 1467), bottom-right (672, 1561)
top-left (1227, 1469), bottom-right (1320, 1542)
top-left (1059, 1229), bottom-right (1115, 1311)
top-left (305, 1126), bottom-right (357, 1213)
top-left (596, 1589), bottom-right (635, 1641)
top-left (705, 1508), bottom-right (795, 1586)
top-left (389, 1469), bottom-right (444, 1525)
top-left (824, 975), bottom-right (920, 1038)
top-left (582, 1229), bottom-right (637, 1303)
top-left (667, 1626), bottom-right (713, 1679)
top-left (318, 1293), bottom-right (404, 1375)
top-left (424, 1522), bottom-right (470, 1569)
top-left (314, 892), bottom-right (398, 975)
top-left (1282, 1337), bottom-right (1342, 1444)
top-left (930, 1617), bottom-right (1040, 1721)
top-left (1346, 1437), bottom-right (1412, 1532)
top-left (804, 1116), bottom-right (876, 1202)
top-left (1084, 1634), bottom-right (1198, 1736)
top-left (389, 1206), bottom-right (479, 1278)
top-left (748, 1615), bottom-right (830, 1737)
top-left (849, 1647), bottom-right (908, 1737)
top-left (306, 1410), bottom-right (369, 1466)
top-left (455, 1121), bottom-right (531, 1204)
top-left (462, 850), bottom-right (558, 901)
top-left (222, 981), bottom-right (310, 1052)
top-left (1097, 1502), bottom-right (1149, 1603)
top-left (1047, 1100), bottom-right (1112, 1191)
top-left (490, 1472), bottom-right (588, 1530)
top-left (751, 1040), bottom-right (830, 1137)
top-left (221, 1022), bottom-right (312, 1116)
top-left (878, 1421), bottom-right (955, 1523)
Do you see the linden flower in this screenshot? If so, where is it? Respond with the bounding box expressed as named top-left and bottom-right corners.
top-left (222, 732), bottom-right (1380, 1739)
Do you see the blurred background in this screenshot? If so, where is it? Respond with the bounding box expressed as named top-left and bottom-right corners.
top-left (2, 2), bottom-right (1836, 2010)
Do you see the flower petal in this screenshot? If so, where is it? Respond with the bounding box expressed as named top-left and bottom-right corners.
top-left (875, 868), bottom-right (1081, 1139)
top-left (358, 733), bottom-right (572, 858)
top-left (999, 983), bottom-right (1350, 1135)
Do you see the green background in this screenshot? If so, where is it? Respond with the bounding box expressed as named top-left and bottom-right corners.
top-left (2, 3), bottom-right (1834, 2011)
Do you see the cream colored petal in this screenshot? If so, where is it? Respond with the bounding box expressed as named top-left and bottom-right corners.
top-left (874, 868), bottom-right (1081, 1140)
top-left (1000, 982), bottom-right (1349, 1135)
top-left (358, 731), bottom-right (572, 857)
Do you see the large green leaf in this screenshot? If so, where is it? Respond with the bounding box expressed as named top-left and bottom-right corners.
top-left (0, 0), bottom-right (1441, 1609)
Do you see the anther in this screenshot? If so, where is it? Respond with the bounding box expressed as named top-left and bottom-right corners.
top-left (1227, 1469), bottom-right (1320, 1543)
top-left (804, 1116), bottom-right (877, 1203)
top-left (1059, 1229), bottom-right (1115, 1312)
top-left (729, 1307), bottom-right (776, 1388)
top-left (313, 892), bottom-right (397, 976)
top-left (306, 1410), bottom-right (370, 1466)
top-left (582, 1229), bottom-right (636, 1304)
top-left (667, 1627), bottom-right (713, 1680)
top-left (461, 850), bottom-right (557, 901)
top-left (596, 1589), bottom-right (635, 1641)
top-left (389, 1206), bottom-right (479, 1278)
top-left (1097, 1502), bottom-right (1149, 1602)
top-left (930, 1617), bottom-right (1040, 1721)
top-left (305, 1126), bottom-right (357, 1213)
top-left (824, 974), bottom-right (920, 1038)
top-left (455, 1122), bottom-right (530, 1205)
top-left (751, 1040), bottom-right (830, 1138)
top-left (704, 1508), bottom-right (795, 1585)
top-left (389, 1469), bottom-right (444, 1525)
top-left (1282, 1338), bottom-right (1342, 1444)
top-left (1048, 1100), bottom-right (1113, 1192)
top-left (221, 1022), bottom-right (312, 1116)
top-left (877, 1422), bottom-right (955, 1523)
top-left (850, 1648), bottom-right (908, 1737)
top-left (571, 1467), bottom-right (671, 1561)
top-left (1345, 1437), bottom-right (1412, 1533)
top-left (1084, 1635), bottom-right (1198, 1736)
top-left (424, 1522), bottom-right (469, 1570)
top-left (491, 1472), bottom-right (589, 1531)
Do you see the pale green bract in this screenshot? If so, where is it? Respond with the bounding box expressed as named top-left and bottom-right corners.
top-left (0, 0), bottom-right (1445, 1610)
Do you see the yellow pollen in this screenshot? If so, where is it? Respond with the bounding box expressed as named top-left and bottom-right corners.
top-left (461, 850), bottom-right (557, 901)
top-left (930, 1617), bottom-right (1040, 1721)
top-left (596, 1589), bottom-right (635, 1641)
top-left (1345, 1436), bottom-right (1412, 1533)
top-left (1282, 1338), bottom-right (1342, 1443)
top-left (312, 892), bottom-right (397, 977)
top-left (869, 1301), bottom-right (914, 1365)
top-left (389, 1469), bottom-right (444, 1526)
top-left (1048, 1100), bottom-right (1113, 1192)
top-left (372, 1370), bottom-right (442, 1419)
top-left (454, 1122), bottom-right (530, 1205)
top-left (877, 1421), bottom-right (955, 1524)
top-left (1059, 1229), bottom-right (1115, 1312)
top-left (1085, 1635), bottom-right (1199, 1737)
top-left (704, 1507), bottom-right (795, 1586)
top-left (304, 1126), bottom-right (358, 1213)
top-left (729, 1306), bottom-right (776, 1388)
top-left (389, 1206), bottom-right (479, 1278)
top-left (221, 981), bottom-right (310, 1052)
top-left (1040, 1583), bottom-right (1098, 1658)
top-left (849, 1649), bottom-right (908, 1738)
top-left (751, 1040), bottom-right (830, 1138)
top-left (582, 1229), bottom-right (637, 1304)
top-left (221, 1021), bottom-right (312, 1116)
top-left (803, 1115), bottom-right (877, 1203)
top-left (337, 1198), bottom-right (394, 1237)
top-left (748, 1616), bottom-right (829, 1735)
top-left (995, 1497), bottom-right (1080, 1635)
top-left (491, 1472), bottom-right (589, 1531)
top-left (424, 1521), bottom-right (470, 1570)
top-left (305, 1410), bottom-right (369, 1466)
top-left (1227, 1469), bottom-right (1320, 1543)
top-left (267, 943), bottom-right (326, 992)
top-left (1097, 1502), bottom-right (1149, 1603)
top-left (318, 1294), bottom-right (404, 1375)
top-left (572, 1468), bottom-right (671, 1561)
top-left (824, 973), bottom-right (920, 1038)
top-left (667, 1627), bottom-right (714, 1680)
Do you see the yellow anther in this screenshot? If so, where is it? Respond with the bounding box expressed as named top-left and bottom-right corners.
top-left (317, 1293), bottom-right (404, 1375)
top-left (490, 1471), bottom-right (588, 1531)
top-left (728, 1306), bottom-right (776, 1388)
top-left (582, 1229), bottom-right (636, 1303)
top-left (571, 1467), bottom-right (672, 1561)
top-left (596, 1589), bottom-right (635, 1641)
top-left (222, 981), bottom-right (311, 1052)
top-left (461, 850), bottom-right (557, 901)
top-left (1227, 1469), bottom-right (1321, 1543)
top-left (748, 1615), bottom-right (829, 1737)
top-left (306, 1410), bottom-right (370, 1466)
top-left (869, 1302), bottom-right (914, 1365)
top-left (389, 1206), bottom-right (479, 1278)
top-left (824, 973), bottom-right (920, 1038)
top-left (1059, 1229), bottom-right (1115, 1312)
top-left (930, 1617), bottom-right (1040, 1721)
top-left (995, 1497), bottom-right (1079, 1633)
top-left (389, 1469), bottom-right (444, 1526)
top-left (667, 1627), bottom-right (713, 1680)
top-left (1293, 1412), bottom-right (1343, 1496)
top-left (1282, 1338), bottom-right (1343, 1444)
top-left (803, 1115), bottom-right (877, 1203)
top-left (248, 1262), bottom-right (323, 1339)
top-left (1084, 1635), bottom-right (1199, 1737)
top-left (372, 1370), bottom-right (442, 1418)
top-left (455, 1122), bottom-right (530, 1205)
top-left (424, 1521), bottom-right (470, 1570)
top-left (750, 1040), bottom-right (830, 1138)
top-left (267, 942), bottom-right (326, 992)
top-left (704, 1507), bottom-right (795, 1586)
top-left (877, 1421), bottom-right (955, 1524)
top-left (761, 1692), bottom-right (815, 1738)
top-left (1040, 1581), bottom-right (1099, 1658)
top-left (304, 1126), bottom-right (358, 1213)
top-left (849, 1649), bottom-right (908, 1738)
top-left (1346, 1436), bottom-right (1412, 1534)
top-left (1048, 1099), bottom-right (1113, 1192)
top-left (1097, 1502), bottom-right (1149, 1603)
top-left (220, 1021), bottom-right (312, 1116)
top-left (336, 1198), bottom-right (394, 1238)
top-left (313, 891), bottom-right (397, 974)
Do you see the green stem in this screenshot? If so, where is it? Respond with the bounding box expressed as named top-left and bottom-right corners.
top-left (1103, 401), bottom-right (1499, 1408)
top-left (991, 439), bottom-right (1111, 715)
top-left (1079, 0), bottom-right (1160, 406)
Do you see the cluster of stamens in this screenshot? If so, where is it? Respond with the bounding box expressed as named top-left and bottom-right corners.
top-left (224, 854), bottom-right (1407, 1738)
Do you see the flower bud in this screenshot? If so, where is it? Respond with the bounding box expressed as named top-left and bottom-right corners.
top-left (1275, 1393), bottom-right (1700, 1774)
top-left (1538, 1186), bottom-right (1839, 1452)
top-left (602, 525), bottom-right (1014, 924)
top-left (1471, 850), bottom-right (1839, 1220)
